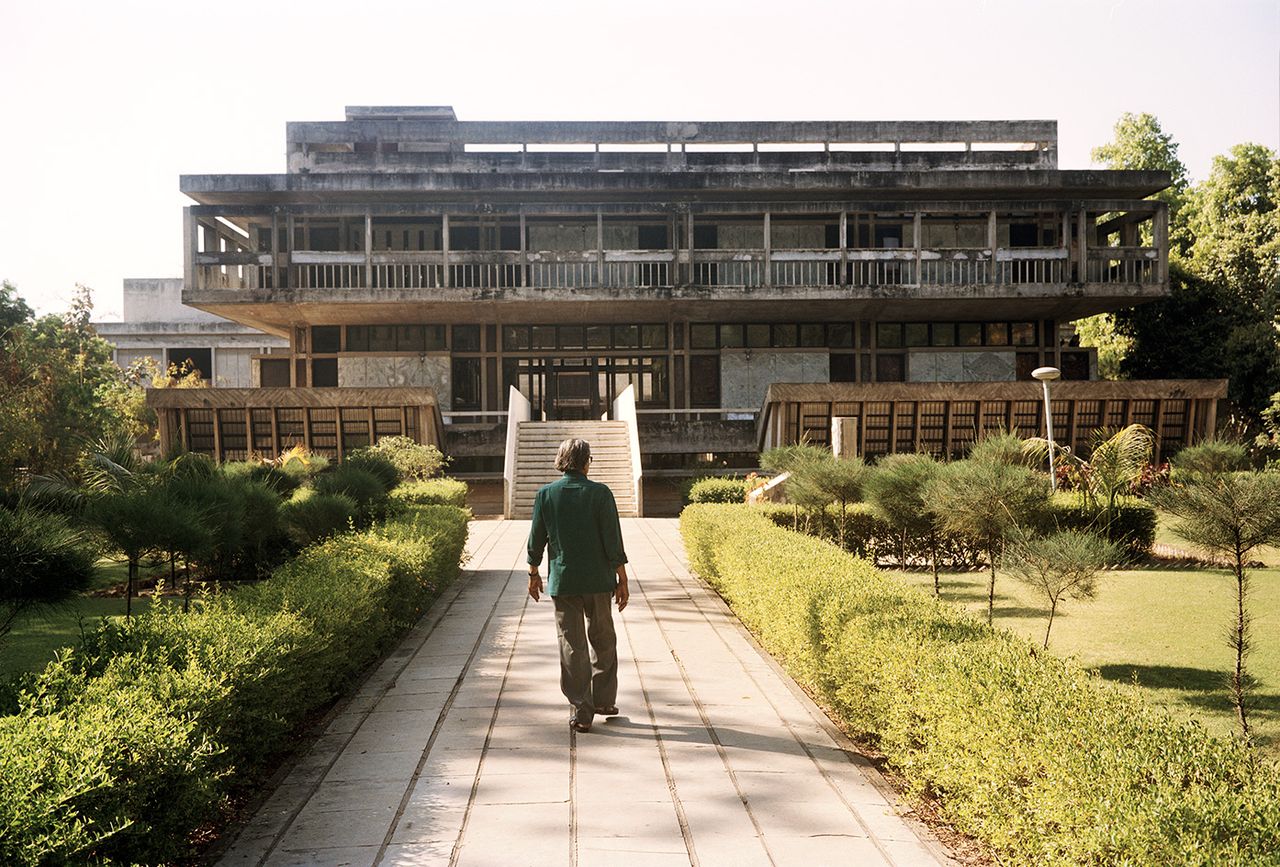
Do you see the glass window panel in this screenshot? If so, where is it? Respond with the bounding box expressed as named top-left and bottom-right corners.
top-left (859, 321), bottom-right (872, 348)
top-left (397, 325), bottom-right (426, 352)
top-left (829, 354), bottom-right (856, 382)
top-left (985, 322), bottom-right (1010, 346)
top-left (876, 354), bottom-right (905, 382)
top-left (503, 326), bottom-right (529, 351)
top-left (647, 356), bottom-right (669, 403)
top-left (827, 323), bottom-right (854, 348)
top-left (311, 357), bottom-right (338, 387)
top-left (905, 323), bottom-right (930, 347)
top-left (615, 324), bottom-right (640, 349)
top-left (532, 325), bottom-right (556, 349)
top-left (719, 324), bottom-right (744, 348)
top-left (689, 323), bottom-right (716, 349)
top-left (311, 326), bottom-right (341, 354)
top-left (876, 323), bottom-right (903, 348)
top-left (559, 325), bottom-right (585, 349)
top-left (451, 357), bottom-right (481, 410)
top-left (370, 325), bottom-right (397, 352)
top-left (931, 323), bottom-right (956, 347)
top-left (1011, 322), bottom-right (1037, 346)
top-left (772, 324), bottom-right (798, 347)
top-left (641, 323), bottom-right (667, 349)
top-left (424, 325), bottom-right (446, 351)
top-left (746, 324), bottom-right (771, 348)
top-left (957, 323), bottom-right (983, 346)
top-left (345, 325), bottom-right (370, 352)
top-left (800, 324), bottom-right (826, 347)
top-left (586, 325), bottom-right (611, 349)
top-left (452, 324), bottom-right (481, 352)
top-left (689, 355), bottom-right (720, 407)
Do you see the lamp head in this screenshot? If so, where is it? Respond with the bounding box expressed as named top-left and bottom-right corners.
top-left (1031, 366), bottom-right (1062, 382)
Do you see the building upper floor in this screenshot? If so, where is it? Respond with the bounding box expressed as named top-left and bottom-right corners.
top-left (180, 107), bottom-right (1172, 328)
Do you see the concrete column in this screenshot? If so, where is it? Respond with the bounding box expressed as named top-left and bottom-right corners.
top-left (183, 207), bottom-right (196, 290)
top-left (519, 213), bottom-right (528, 288)
top-left (596, 210), bottom-right (605, 288)
top-left (1154, 203), bottom-right (1169, 283)
top-left (763, 211), bottom-right (771, 287)
top-left (838, 210), bottom-right (848, 285)
top-left (364, 212), bottom-right (373, 286)
top-left (442, 214), bottom-right (451, 288)
top-left (832, 417), bottom-right (860, 458)
top-left (1077, 210), bottom-right (1088, 282)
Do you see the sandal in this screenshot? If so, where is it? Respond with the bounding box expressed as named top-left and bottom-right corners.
top-left (570, 720), bottom-right (591, 733)
top-left (594, 706), bottom-right (619, 716)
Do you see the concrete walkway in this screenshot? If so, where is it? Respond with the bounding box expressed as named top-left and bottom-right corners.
top-left (220, 519), bottom-right (951, 867)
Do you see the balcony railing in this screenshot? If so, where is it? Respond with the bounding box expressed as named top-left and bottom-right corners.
top-left (191, 246), bottom-right (1161, 292)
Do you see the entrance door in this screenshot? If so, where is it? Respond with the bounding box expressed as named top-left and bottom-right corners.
top-left (550, 362), bottom-right (599, 419)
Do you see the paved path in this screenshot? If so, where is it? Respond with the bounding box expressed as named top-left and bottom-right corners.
top-left (220, 519), bottom-right (950, 867)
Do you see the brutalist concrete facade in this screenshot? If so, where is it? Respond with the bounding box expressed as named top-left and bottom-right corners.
top-left (173, 106), bottom-right (1218, 471)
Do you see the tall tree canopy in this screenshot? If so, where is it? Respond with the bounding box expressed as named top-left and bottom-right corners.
top-left (0, 282), bottom-right (147, 489)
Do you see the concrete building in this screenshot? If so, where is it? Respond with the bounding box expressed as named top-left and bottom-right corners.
top-left (153, 106), bottom-right (1225, 513)
top-left (97, 278), bottom-right (287, 387)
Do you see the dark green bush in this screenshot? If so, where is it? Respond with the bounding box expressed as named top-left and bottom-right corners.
top-left (681, 504), bottom-right (1280, 864)
top-left (313, 466), bottom-right (390, 520)
top-left (343, 449), bottom-right (401, 491)
top-left (0, 503), bottom-right (468, 865)
top-left (280, 490), bottom-right (357, 547)
top-left (0, 506), bottom-right (97, 639)
top-left (1038, 495), bottom-right (1157, 563)
top-left (687, 476), bottom-right (748, 504)
top-left (391, 477), bottom-right (469, 508)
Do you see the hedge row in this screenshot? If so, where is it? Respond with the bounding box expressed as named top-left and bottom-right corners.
top-left (687, 476), bottom-right (749, 504)
top-left (0, 502), bottom-right (469, 865)
top-left (392, 477), bottom-right (469, 509)
top-left (758, 494), bottom-right (1156, 567)
top-left (680, 504), bottom-right (1280, 865)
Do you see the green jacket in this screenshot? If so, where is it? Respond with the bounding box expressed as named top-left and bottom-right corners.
top-left (526, 471), bottom-right (628, 596)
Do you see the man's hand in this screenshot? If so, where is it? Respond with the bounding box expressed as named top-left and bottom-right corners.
top-left (615, 565), bottom-right (629, 612)
top-left (528, 570), bottom-right (543, 602)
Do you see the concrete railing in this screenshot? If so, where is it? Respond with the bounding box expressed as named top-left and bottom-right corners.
top-left (502, 386), bottom-right (532, 519)
top-left (611, 384), bottom-right (644, 517)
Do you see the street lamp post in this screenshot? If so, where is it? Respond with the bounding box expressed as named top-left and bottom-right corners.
top-left (1032, 366), bottom-right (1062, 493)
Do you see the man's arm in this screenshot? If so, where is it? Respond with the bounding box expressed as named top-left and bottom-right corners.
top-left (527, 490), bottom-right (547, 602)
top-left (614, 564), bottom-right (629, 612)
top-left (598, 486), bottom-right (628, 609)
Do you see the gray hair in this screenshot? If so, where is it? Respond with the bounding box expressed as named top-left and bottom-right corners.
top-left (555, 438), bottom-right (592, 473)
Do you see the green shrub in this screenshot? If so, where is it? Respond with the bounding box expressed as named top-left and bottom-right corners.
top-left (757, 503), bottom-right (982, 569)
top-left (343, 449), bottom-right (401, 491)
top-left (681, 504), bottom-right (1280, 864)
top-left (280, 490), bottom-right (357, 547)
top-left (1039, 494), bottom-right (1157, 562)
top-left (0, 503), bottom-right (469, 865)
top-left (392, 477), bottom-right (469, 508)
top-left (362, 435), bottom-right (447, 481)
top-left (687, 477), bottom-right (748, 504)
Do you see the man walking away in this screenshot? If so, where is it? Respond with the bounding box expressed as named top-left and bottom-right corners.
top-left (526, 437), bottom-right (630, 733)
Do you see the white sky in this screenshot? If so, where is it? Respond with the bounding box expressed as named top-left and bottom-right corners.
top-left (1, 0), bottom-right (1276, 318)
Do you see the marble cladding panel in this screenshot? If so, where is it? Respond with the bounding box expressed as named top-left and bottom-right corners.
top-left (721, 351), bottom-right (830, 408)
top-left (908, 350), bottom-right (1016, 382)
top-left (338, 355), bottom-right (451, 405)
top-left (213, 349), bottom-right (255, 388)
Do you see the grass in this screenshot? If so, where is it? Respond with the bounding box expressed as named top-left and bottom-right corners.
top-left (0, 557), bottom-right (164, 679)
top-left (899, 556), bottom-right (1280, 756)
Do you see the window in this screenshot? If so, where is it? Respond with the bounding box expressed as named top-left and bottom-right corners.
top-left (166, 348), bottom-right (212, 380)
top-left (346, 326), bottom-right (370, 352)
top-left (641, 324), bottom-right (667, 349)
top-left (830, 354), bottom-right (856, 382)
top-left (690, 324), bottom-right (717, 349)
top-left (370, 326), bottom-right (397, 352)
top-left (1011, 322), bottom-right (1037, 347)
top-left (719, 324), bottom-right (744, 348)
top-left (772, 324), bottom-right (798, 348)
top-left (693, 224), bottom-right (718, 249)
top-left (800, 324), bottom-right (827, 347)
top-left (397, 325), bottom-right (426, 352)
top-left (905, 323), bottom-right (930, 348)
top-left (452, 357), bottom-right (482, 410)
top-left (876, 354), bottom-right (905, 382)
top-left (746, 324), bottom-right (771, 348)
top-left (876, 323), bottom-right (904, 349)
top-left (984, 322), bottom-right (1010, 346)
top-left (931, 323), bottom-right (957, 347)
top-left (311, 357), bottom-right (338, 387)
top-left (689, 355), bottom-right (720, 407)
top-left (452, 324), bottom-right (481, 352)
top-left (259, 358), bottom-right (290, 387)
top-left (586, 325), bottom-right (611, 349)
top-left (425, 325), bottom-right (446, 351)
top-left (637, 225), bottom-right (668, 250)
top-left (614, 324), bottom-right (640, 349)
top-left (311, 326), bottom-right (341, 354)
top-left (559, 325), bottom-right (585, 349)
top-left (828, 323), bottom-right (854, 349)
top-left (532, 326), bottom-right (556, 349)
top-left (957, 323), bottom-right (983, 347)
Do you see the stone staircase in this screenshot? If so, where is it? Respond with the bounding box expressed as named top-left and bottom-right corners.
top-left (509, 420), bottom-right (638, 519)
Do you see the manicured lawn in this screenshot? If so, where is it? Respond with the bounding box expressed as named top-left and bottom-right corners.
top-left (1, 597), bottom-right (155, 677)
top-left (899, 562), bottom-right (1280, 755)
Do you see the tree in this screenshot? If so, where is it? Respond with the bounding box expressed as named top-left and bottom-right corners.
top-left (1090, 112), bottom-right (1192, 251)
top-left (0, 505), bottom-right (96, 642)
top-left (1003, 530), bottom-right (1119, 649)
top-left (864, 452), bottom-right (944, 593)
top-left (789, 455), bottom-right (868, 548)
top-left (924, 442), bottom-right (1051, 625)
top-left (86, 486), bottom-right (171, 618)
top-left (1151, 464), bottom-right (1280, 741)
top-left (1113, 263), bottom-right (1280, 417)
top-left (0, 283), bottom-right (150, 490)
